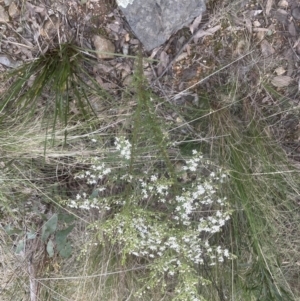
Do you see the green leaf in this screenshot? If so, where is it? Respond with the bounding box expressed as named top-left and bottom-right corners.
top-left (46, 239), bottom-right (55, 257)
top-left (90, 189), bottom-right (99, 198)
top-left (58, 213), bottom-right (75, 224)
top-left (42, 214), bottom-right (58, 242)
top-left (58, 241), bottom-right (72, 258)
top-left (15, 240), bottom-right (24, 254)
top-left (5, 225), bottom-right (22, 236)
top-left (27, 231), bottom-right (36, 240)
top-left (55, 224), bottom-right (75, 251)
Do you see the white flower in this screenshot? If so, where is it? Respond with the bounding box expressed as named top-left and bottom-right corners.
top-left (103, 168), bottom-right (111, 175)
top-left (216, 210), bottom-right (222, 217)
top-left (196, 184), bottom-right (205, 195)
top-left (224, 249), bottom-right (229, 257)
top-left (115, 137), bottom-right (132, 160)
top-left (68, 200), bottom-right (78, 208)
top-left (150, 175), bottom-right (158, 182)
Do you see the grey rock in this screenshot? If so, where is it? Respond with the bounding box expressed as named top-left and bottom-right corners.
top-left (0, 55), bottom-right (22, 68)
top-left (117, 0), bottom-right (206, 51)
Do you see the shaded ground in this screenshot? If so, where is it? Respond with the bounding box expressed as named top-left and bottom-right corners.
top-left (1, 0), bottom-right (299, 158)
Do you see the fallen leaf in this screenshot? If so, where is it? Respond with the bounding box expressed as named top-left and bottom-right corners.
top-left (206, 25), bottom-right (221, 34)
top-left (253, 20), bottom-right (261, 27)
top-left (92, 35), bottom-right (115, 59)
top-left (157, 50), bottom-right (169, 76)
top-left (292, 37), bottom-right (300, 48)
top-left (262, 96), bottom-right (271, 104)
top-left (274, 9), bottom-right (288, 25)
top-left (253, 28), bottom-right (270, 32)
top-left (25, 2), bottom-right (46, 18)
top-left (288, 22), bottom-right (297, 36)
top-left (107, 23), bottom-right (120, 33)
top-left (159, 51), bottom-right (169, 68)
top-left (102, 82), bottom-right (118, 90)
top-left (185, 44), bottom-right (191, 56)
top-left (27, 75), bottom-right (36, 88)
top-left (122, 43), bottom-right (129, 55)
top-left (40, 15), bottom-right (59, 38)
top-left (0, 5), bottom-right (9, 22)
top-left (266, 0), bottom-right (274, 15)
top-left (260, 39), bottom-right (275, 57)
top-left (123, 74), bottom-right (133, 87)
top-left (8, 2), bottom-right (19, 18)
top-left (274, 66), bottom-right (286, 75)
top-left (129, 39), bottom-right (140, 45)
top-left (244, 17), bottom-right (252, 33)
top-left (278, 0), bottom-right (288, 8)
top-left (271, 75), bottom-right (293, 87)
top-left (193, 25), bottom-right (221, 42)
top-left (234, 40), bottom-right (247, 56)
top-left (292, 7), bottom-right (300, 20)
top-left (250, 10), bottom-right (263, 17)
top-left (115, 62), bottom-right (131, 74)
top-left (175, 52), bottom-right (188, 62)
top-left (93, 63), bottom-right (114, 73)
top-left (255, 29), bottom-right (266, 41)
top-left (189, 14), bottom-right (202, 34)
top-left (20, 46), bottom-right (33, 59)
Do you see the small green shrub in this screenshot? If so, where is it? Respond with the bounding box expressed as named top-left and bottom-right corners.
top-left (65, 136), bottom-right (233, 300)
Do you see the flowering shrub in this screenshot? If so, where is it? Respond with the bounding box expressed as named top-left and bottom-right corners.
top-left (67, 137), bottom-right (233, 300)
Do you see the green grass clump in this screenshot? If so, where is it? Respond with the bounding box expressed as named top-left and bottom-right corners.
top-left (0, 43), bottom-right (113, 142)
top-left (179, 75), bottom-right (300, 299)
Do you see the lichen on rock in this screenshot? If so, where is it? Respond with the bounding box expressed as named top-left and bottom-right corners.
top-left (116, 0), bottom-right (135, 8)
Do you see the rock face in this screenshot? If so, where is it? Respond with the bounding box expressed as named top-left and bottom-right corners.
top-left (117, 0), bottom-right (206, 51)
